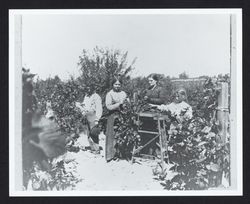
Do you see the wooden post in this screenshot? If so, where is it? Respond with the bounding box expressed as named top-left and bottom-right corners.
top-left (133, 92), bottom-right (137, 103)
top-left (157, 119), bottom-right (165, 170)
top-left (216, 82), bottom-right (229, 187)
top-left (14, 15), bottom-right (23, 190)
top-left (217, 82), bottom-right (229, 144)
top-left (229, 14), bottom-right (237, 189)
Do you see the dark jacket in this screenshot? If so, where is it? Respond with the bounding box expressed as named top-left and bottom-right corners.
top-left (145, 85), bottom-right (166, 105)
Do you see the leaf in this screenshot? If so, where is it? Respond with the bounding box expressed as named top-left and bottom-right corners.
top-left (206, 163), bottom-right (220, 172)
top-left (206, 132), bottom-right (216, 138)
top-left (210, 163), bottom-right (220, 172)
top-left (165, 171), bottom-right (179, 181)
top-left (201, 126), bottom-right (211, 133)
top-left (197, 141), bottom-right (208, 147)
top-left (196, 157), bottom-right (207, 163)
top-left (206, 164), bottom-right (211, 170)
top-left (177, 142), bottom-right (185, 147)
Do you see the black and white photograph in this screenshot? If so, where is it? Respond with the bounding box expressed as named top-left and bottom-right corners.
top-left (9, 9), bottom-right (242, 196)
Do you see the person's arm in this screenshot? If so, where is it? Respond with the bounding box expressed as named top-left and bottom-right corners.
top-left (157, 104), bottom-right (169, 111)
top-left (184, 104), bottom-right (193, 119)
top-left (95, 94), bottom-right (103, 122)
top-left (75, 97), bottom-right (87, 115)
top-left (105, 92), bottom-right (121, 110)
top-left (148, 98), bottom-right (163, 105)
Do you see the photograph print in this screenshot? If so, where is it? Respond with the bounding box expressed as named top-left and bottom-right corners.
top-left (9, 9), bottom-right (242, 196)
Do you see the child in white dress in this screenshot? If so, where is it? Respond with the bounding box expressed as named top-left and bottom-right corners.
top-left (156, 88), bottom-right (193, 122)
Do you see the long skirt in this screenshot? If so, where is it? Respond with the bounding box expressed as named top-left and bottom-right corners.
top-left (105, 113), bottom-right (118, 161)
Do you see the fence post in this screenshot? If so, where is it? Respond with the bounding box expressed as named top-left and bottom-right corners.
top-left (14, 15), bottom-right (23, 190)
top-left (217, 82), bottom-right (229, 144)
top-left (133, 92), bottom-right (137, 103)
top-left (229, 14), bottom-right (238, 190)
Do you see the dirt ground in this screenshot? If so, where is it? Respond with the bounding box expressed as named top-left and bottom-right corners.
top-left (64, 132), bottom-right (165, 191)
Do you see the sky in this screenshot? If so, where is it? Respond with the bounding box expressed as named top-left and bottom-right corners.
top-left (22, 13), bottom-right (231, 80)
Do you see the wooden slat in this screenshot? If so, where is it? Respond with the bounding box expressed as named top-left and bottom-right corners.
top-left (138, 130), bottom-right (159, 135)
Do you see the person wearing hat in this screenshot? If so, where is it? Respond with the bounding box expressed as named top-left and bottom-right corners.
top-left (76, 85), bottom-right (103, 153)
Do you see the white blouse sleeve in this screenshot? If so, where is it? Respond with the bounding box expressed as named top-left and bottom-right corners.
top-left (105, 91), bottom-right (121, 110)
top-left (157, 104), bottom-right (169, 111)
top-left (95, 94), bottom-right (103, 121)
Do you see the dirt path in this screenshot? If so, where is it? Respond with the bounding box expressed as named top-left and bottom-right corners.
top-left (65, 132), bottom-right (164, 191)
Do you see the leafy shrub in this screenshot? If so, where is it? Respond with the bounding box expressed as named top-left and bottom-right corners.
top-left (22, 69), bottom-right (79, 190)
top-left (27, 158), bottom-right (81, 191)
top-left (110, 99), bottom-right (144, 160)
top-left (153, 77), bottom-right (230, 190)
top-left (34, 47), bottom-right (136, 134)
top-left (78, 47), bottom-right (136, 98)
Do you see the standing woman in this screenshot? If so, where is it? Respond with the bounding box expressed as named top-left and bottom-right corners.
top-left (144, 74), bottom-right (166, 105)
top-left (142, 74), bottom-right (166, 156)
top-left (105, 78), bottom-right (128, 162)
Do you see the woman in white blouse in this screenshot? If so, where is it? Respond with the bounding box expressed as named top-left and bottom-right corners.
top-left (105, 78), bottom-right (128, 162)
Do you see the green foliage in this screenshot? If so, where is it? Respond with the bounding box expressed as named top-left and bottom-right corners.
top-left (22, 68), bottom-right (37, 130)
top-left (179, 71), bottom-right (189, 79)
top-left (153, 77), bottom-right (230, 190)
top-left (34, 47), bottom-right (137, 134)
top-left (50, 78), bottom-right (85, 133)
top-left (34, 75), bottom-right (62, 114)
top-left (111, 99), bottom-right (146, 159)
top-left (27, 158), bottom-right (81, 191)
top-left (34, 76), bottom-right (86, 133)
top-left (23, 70), bottom-right (79, 190)
top-left (78, 47), bottom-right (136, 98)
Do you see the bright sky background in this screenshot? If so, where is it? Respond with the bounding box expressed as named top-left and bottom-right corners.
top-left (22, 14), bottom-right (230, 80)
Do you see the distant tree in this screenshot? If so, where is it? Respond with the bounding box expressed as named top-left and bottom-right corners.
top-left (126, 76), bottom-right (147, 93)
top-left (78, 46), bottom-right (136, 98)
top-left (179, 71), bottom-right (189, 79)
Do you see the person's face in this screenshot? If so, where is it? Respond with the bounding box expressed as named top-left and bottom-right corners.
top-left (47, 101), bottom-right (51, 107)
top-left (174, 92), bottom-right (182, 103)
top-left (174, 91), bottom-right (184, 103)
top-left (86, 87), bottom-right (94, 95)
top-left (113, 81), bottom-right (121, 91)
top-left (148, 77), bottom-right (157, 87)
